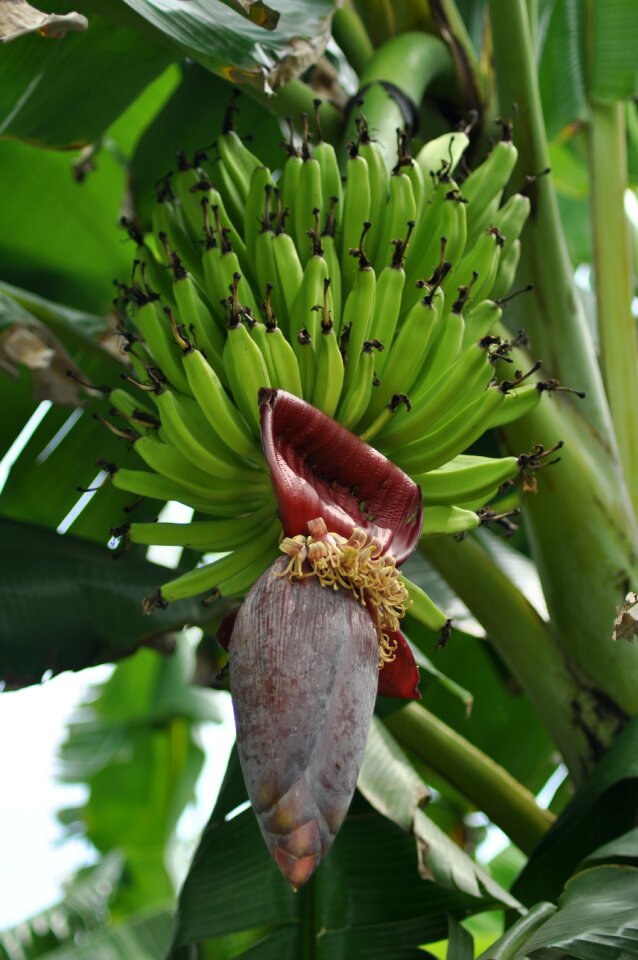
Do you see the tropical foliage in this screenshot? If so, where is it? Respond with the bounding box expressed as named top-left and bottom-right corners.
top-left (1, 1), bottom-right (638, 957)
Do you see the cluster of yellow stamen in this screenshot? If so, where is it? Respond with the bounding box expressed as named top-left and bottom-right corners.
top-left (276, 517), bottom-right (410, 667)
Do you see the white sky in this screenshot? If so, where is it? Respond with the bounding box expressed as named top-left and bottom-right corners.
top-left (0, 667), bottom-right (235, 931)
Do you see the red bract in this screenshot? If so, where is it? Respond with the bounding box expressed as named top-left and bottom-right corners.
top-left (259, 388), bottom-right (423, 564)
top-left (226, 390), bottom-right (424, 887)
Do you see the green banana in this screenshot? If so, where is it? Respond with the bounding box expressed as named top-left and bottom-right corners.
top-left (272, 216), bottom-right (305, 334)
top-left (129, 290), bottom-right (191, 396)
top-left (113, 468), bottom-right (270, 517)
top-left (491, 238), bottom-right (522, 302)
top-left (311, 279), bottom-right (344, 417)
top-left (154, 387), bottom-right (265, 483)
top-left (321, 203), bottom-right (342, 327)
top-left (279, 124), bottom-right (303, 221)
top-left (462, 298), bottom-right (504, 348)
top-left (414, 454), bottom-right (520, 505)
top-left (341, 246), bottom-right (377, 394)
top-left (393, 385), bottom-right (506, 475)
top-left (290, 227), bottom-right (330, 343)
top-left (171, 261), bottom-right (226, 376)
top-left (447, 227), bottom-right (504, 306)
top-left (421, 505), bottom-right (481, 537)
top-left (378, 340), bottom-right (494, 450)
top-left (217, 123), bottom-right (261, 205)
top-left (493, 192), bottom-right (531, 253)
top-left (296, 327), bottom-right (316, 400)
top-left (181, 347), bottom-right (263, 463)
top-left (133, 433), bottom-right (262, 501)
top-left (313, 100), bottom-right (343, 229)
top-left (484, 382), bottom-right (543, 429)
top-left (294, 137), bottom-right (323, 261)
top-left (337, 339), bottom-right (383, 431)
top-left (159, 517), bottom-right (282, 604)
top-left (357, 117), bottom-right (389, 263)
top-left (129, 501), bottom-right (276, 550)
top-left (340, 149), bottom-right (371, 298)
top-left (262, 286), bottom-right (304, 396)
top-left (369, 230), bottom-right (410, 373)
top-left (462, 134), bottom-right (519, 246)
top-left (373, 171), bottom-right (416, 274)
top-left (364, 286), bottom-right (444, 424)
top-left (243, 166), bottom-right (274, 261)
top-left (223, 313), bottom-right (271, 437)
top-left (416, 129), bottom-right (470, 201)
top-left (402, 576), bottom-right (451, 632)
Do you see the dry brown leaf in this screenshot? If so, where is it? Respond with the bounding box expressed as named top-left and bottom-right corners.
top-left (613, 592), bottom-right (638, 643)
top-left (0, 323), bottom-right (86, 405)
top-left (0, 0), bottom-right (88, 43)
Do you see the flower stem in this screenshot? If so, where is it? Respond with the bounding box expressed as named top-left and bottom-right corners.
top-left (420, 533), bottom-right (629, 780)
top-left (587, 98), bottom-right (638, 517)
top-left (383, 702), bottom-right (553, 855)
top-left (332, 2), bottom-right (375, 76)
top-left (488, 0), bottom-right (613, 442)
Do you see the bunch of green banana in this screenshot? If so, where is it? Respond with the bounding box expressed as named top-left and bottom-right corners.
top-left (100, 105), bottom-right (556, 632)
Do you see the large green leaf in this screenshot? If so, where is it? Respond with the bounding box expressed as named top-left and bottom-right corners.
top-left (580, 826), bottom-right (638, 869)
top-left (521, 865), bottom-right (638, 958)
top-left (43, 910), bottom-right (173, 959)
top-left (0, 855), bottom-right (124, 959)
top-left (537, 0), bottom-right (587, 139)
top-left (589, 1), bottom-right (638, 101)
top-left (59, 646), bottom-right (218, 916)
top-left (0, 140), bottom-right (131, 313)
top-left (0, 14), bottom-right (172, 148)
top-left (512, 716), bottom-right (638, 906)
top-left (358, 719), bottom-right (522, 910)
top-left (401, 552), bottom-right (555, 793)
top-left (0, 518), bottom-right (232, 687)
top-left (118, 0), bottom-right (335, 91)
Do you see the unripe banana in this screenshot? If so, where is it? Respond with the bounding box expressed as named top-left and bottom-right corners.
top-left (416, 130), bottom-right (470, 201)
top-left (340, 149), bottom-right (371, 298)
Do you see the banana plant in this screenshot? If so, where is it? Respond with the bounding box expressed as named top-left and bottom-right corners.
top-left (1, 1), bottom-right (637, 957)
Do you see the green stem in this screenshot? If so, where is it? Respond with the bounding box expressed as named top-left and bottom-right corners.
top-left (588, 99), bottom-right (638, 517)
top-left (383, 702), bottom-right (553, 854)
top-left (420, 533), bottom-right (629, 780)
top-left (342, 32), bottom-right (454, 168)
top-left (488, 0), bottom-right (613, 443)
top-left (252, 80), bottom-right (343, 144)
top-left (331, 2), bottom-right (375, 76)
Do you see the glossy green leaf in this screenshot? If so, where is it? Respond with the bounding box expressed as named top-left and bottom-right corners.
top-left (359, 719), bottom-right (522, 910)
top-left (522, 865), bottom-right (638, 958)
top-left (446, 915), bottom-right (474, 960)
top-left (0, 15), bottom-right (172, 148)
top-left (590, 1), bottom-right (638, 101)
top-left (0, 518), bottom-right (232, 687)
top-left (513, 716), bottom-right (638, 906)
top-left (401, 541), bottom-right (556, 793)
top-left (475, 901), bottom-right (557, 960)
top-left (119, 0), bottom-right (335, 91)
top-left (43, 909), bottom-right (173, 959)
top-left (0, 854), bottom-right (125, 958)
top-left (537, 0), bottom-right (586, 139)
top-left (580, 826), bottom-right (638, 869)
top-left (0, 140), bottom-right (131, 314)
top-left (59, 646), bottom-right (214, 916)
top-left (170, 782), bottom-right (495, 957)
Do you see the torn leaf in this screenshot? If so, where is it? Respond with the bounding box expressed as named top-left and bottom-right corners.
top-left (0, 1), bottom-right (88, 42)
top-left (613, 592), bottom-right (638, 643)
